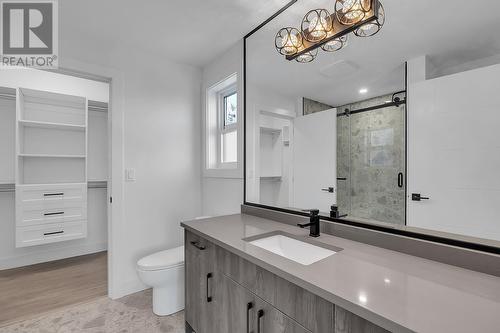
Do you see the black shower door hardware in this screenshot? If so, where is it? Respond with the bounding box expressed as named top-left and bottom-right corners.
top-left (321, 187), bottom-right (335, 193)
top-left (398, 173), bottom-right (404, 188)
top-left (412, 193), bottom-right (430, 201)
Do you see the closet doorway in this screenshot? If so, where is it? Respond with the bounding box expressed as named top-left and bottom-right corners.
top-left (0, 68), bottom-right (111, 325)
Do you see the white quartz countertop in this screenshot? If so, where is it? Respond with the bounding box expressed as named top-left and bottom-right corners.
top-left (181, 214), bottom-right (500, 333)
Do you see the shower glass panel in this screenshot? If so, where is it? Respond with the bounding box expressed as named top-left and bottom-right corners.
top-left (337, 94), bottom-right (406, 225)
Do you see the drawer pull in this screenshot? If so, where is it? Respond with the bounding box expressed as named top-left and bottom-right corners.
top-left (44, 193), bottom-right (64, 197)
top-left (44, 212), bottom-right (64, 216)
top-left (44, 231), bottom-right (64, 236)
top-left (206, 273), bottom-right (213, 303)
top-left (246, 302), bottom-right (254, 333)
top-left (190, 241), bottom-right (206, 251)
top-left (257, 309), bottom-right (264, 333)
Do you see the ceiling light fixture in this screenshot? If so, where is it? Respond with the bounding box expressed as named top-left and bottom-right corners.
top-left (275, 0), bottom-right (384, 63)
top-left (359, 88), bottom-right (368, 94)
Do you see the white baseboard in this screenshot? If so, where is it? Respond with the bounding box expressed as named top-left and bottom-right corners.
top-left (0, 242), bottom-right (108, 270)
top-left (109, 278), bottom-right (148, 300)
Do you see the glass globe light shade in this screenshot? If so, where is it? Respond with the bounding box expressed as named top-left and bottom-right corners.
top-left (321, 35), bottom-right (348, 52)
top-left (296, 49), bottom-right (319, 63)
top-left (275, 27), bottom-right (302, 56)
top-left (335, 0), bottom-right (372, 25)
top-left (301, 9), bottom-right (333, 42)
top-left (354, 2), bottom-right (385, 37)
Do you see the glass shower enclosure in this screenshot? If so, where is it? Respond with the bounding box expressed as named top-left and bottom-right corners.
top-left (336, 93), bottom-right (406, 225)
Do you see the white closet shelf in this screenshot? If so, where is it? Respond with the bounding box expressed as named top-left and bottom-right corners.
top-left (18, 154), bottom-right (86, 158)
top-left (18, 120), bottom-right (86, 131)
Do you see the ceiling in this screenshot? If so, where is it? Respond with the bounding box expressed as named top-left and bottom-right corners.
top-left (59, 0), bottom-right (289, 68)
top-left (246, 0), bottom-right (500, 107)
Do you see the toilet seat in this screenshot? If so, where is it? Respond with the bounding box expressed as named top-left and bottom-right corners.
top-left (137, 246), bottom-right (184, 271)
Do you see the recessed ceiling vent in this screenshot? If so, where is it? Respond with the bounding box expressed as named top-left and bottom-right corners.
top-left (319, 60), bottom-right (359, 78)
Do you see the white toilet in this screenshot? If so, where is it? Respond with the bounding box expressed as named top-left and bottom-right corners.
top-left (137, 246), bottom-right (185, 316)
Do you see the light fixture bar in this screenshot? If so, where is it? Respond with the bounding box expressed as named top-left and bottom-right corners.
top-left (286, 0), bottom-right (380, 61)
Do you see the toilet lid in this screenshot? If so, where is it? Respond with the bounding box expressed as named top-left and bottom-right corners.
top-left (137, 246), bottom-right (184, 271)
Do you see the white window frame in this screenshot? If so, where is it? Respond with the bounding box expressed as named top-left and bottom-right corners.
top-left (203, 73), bottom-right (241, 178)
top-left (217, 85), bottom-right (237, 169)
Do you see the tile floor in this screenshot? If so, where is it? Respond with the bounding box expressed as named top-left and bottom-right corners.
top-left (0, 289), bottom-right (185, 333)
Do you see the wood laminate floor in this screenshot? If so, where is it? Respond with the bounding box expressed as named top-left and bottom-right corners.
top-left (0, 251), bottom-right (107, 326)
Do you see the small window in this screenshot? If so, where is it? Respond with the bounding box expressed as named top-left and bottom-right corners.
top-left (220, 90), bottom-right (237, 164)
top-left (224, 92), bottom-right (237, 127)
top-left (205, 73), bottom-right (238, 173)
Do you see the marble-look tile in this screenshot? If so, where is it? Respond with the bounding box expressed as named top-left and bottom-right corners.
top-left (0, 290), bottom-right (185, 333)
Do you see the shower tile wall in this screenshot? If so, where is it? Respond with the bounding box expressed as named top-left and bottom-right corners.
top-left (303, 98), bottom-right (334, 115)
top-left (337, 94), bottom-right (406, 225)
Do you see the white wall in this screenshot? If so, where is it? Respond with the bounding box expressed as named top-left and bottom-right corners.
top-left (201, 42), bottom-right (244, 216)
top-left (55, 46), bottom-right (203, 297)
top-left (0, 69), bottom-right (109, 269)
top-left (407, 61), bottom-right (500, 241)
top-left (118, 57), bottom-right (202, 296)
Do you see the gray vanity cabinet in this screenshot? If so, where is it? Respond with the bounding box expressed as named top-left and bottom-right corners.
top-left (185, 231), bottom-right (219, 333)
top-left (184, 230), bottom-right (389, 333)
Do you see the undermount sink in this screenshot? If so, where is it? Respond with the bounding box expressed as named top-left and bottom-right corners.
top-left (247, 232), bottom-right (339, 265)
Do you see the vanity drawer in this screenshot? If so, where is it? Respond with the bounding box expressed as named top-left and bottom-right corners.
top-left (17, 183), bottom-right (86, 202)
top-left (214, 244), bottom-right (334, 333)
top-left (16, 220), bottom-right (87, 248)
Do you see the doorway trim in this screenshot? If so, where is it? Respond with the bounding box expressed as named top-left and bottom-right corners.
top-left (46, 58), bottom-right (125, 299)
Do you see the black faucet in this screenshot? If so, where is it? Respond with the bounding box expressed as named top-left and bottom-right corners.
top-left (298, 209), bottom-right (320, 237)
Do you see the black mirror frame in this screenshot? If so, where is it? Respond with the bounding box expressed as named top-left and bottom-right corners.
top-left (242, 0), bottom-right (500, 255)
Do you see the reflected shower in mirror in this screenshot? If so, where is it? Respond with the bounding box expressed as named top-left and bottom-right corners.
top-left (245, 0), bottom-right (406, 225)
top-left (245, 0), bottom-right (500, 245)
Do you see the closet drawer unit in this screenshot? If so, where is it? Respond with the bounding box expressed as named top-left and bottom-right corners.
top-left (18, 200), bottom-right (87, 226)
top-left (17, 183), bottom-right (86, 202)
top-left (16, 221), bottom-right (87, 248)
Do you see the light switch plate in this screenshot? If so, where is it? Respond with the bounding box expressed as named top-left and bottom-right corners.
top-left (125, 168), bottom-right (136, 182)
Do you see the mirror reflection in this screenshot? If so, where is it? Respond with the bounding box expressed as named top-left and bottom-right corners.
top-left (245, 0), bottom-right (500, 243)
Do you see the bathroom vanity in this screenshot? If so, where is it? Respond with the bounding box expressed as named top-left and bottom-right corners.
top-left (182, 214), bottom-right (500, 333)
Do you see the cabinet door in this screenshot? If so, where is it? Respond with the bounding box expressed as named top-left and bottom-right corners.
top-left (185, 230), bottom-right (218, 333)
top-left (254, 296), bottom-right (311, 333)
top-left (214, 274), bottom-right (256, 333)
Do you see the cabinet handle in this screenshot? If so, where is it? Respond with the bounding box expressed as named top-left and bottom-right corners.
top-left (257, 310), bottom-right (264, 333)
top-left (246, 302), bottom-right (253, 333)
top-left (190, 241), bottom-right (206, 251)
top-left (206, 273), bottom-right (213, 303)
top-left (44, 192), bottom-right (64, 197)
top-left (44, 212), bottom-right (64, 216)
top-left (44, 231), bottom-right (64, 236)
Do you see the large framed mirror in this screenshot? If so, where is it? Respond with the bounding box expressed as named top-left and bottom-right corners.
top-left (244, 0), bottom-right (500, 253)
